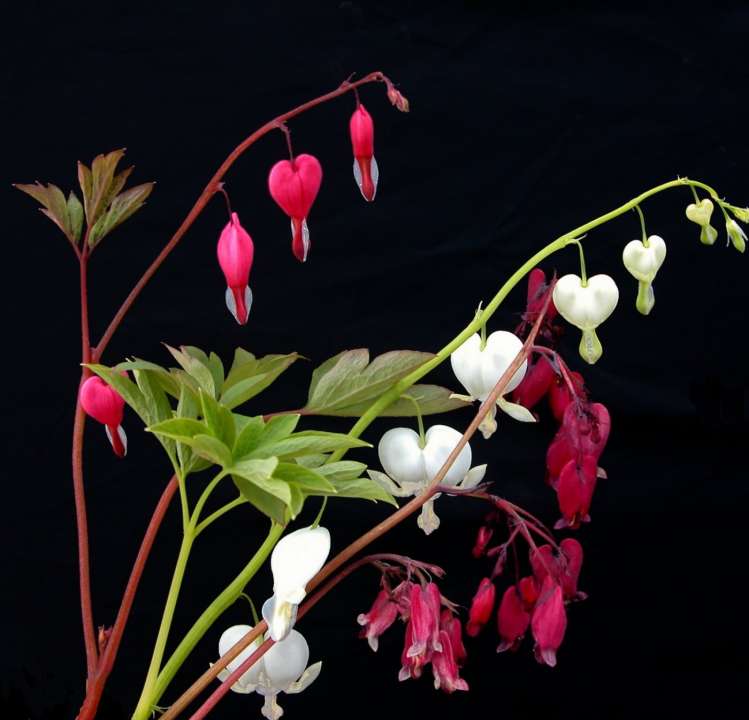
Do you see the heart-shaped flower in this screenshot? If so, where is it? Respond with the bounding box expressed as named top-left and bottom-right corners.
top-left (685, 198), bottom-right (714, 226)
top-left (217, 212), bottom-right (254, 325)
top-left (349, 103), bottom-right (379, 201)
top-left (369, 424), bottom-right (486, 535)
top-left (552, 274), bottom-right (619, 364)
top-left (79, 375), bottom-right (127, 457)
top-left (216, 625), bottom-right (321, 720)
top-left (268, 154), bottom-right (323, 262)
top-left (622, 234), bottom-right (667, 315)
top-left (450, 330), bottom-right (534, 437)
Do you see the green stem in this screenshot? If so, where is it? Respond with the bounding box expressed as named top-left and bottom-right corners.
top-left (634, 204), bottom-right (648, 246)
top-left (571, 238), bottom-right (588, 285)
top-left (146, 523), bottom-right (284, 713)
top-left (327, 177), bottom-right (720, 458)
top-left (131, 528), bottom-right (195, 720)
top-left (402, 394), bottom-right (426, 448)
top-left (195, 496), bottom-right (246, 536)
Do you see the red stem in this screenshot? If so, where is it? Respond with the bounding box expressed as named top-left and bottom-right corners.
top-left (92, 71), bottom-right (390, 363)
top-left (75, 245), bottom-right (98, 680)
top-left (76, 476), bottom-right (179, 720)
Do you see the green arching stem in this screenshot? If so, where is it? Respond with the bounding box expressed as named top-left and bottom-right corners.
top-left (569, 238), bottom-right (589, 285)
top-left (239, 593), bottom-right (260, 625)
top-left (310, 497), bottom-right (327, 529)
top-left (476, 301), bottom-right (487, 350)
top-left (402, 394), bottom-right (426, 448)
top-left (195, 496), bottom-right (246, 536)
top-left (690, 184), bottom-right (701, 204)
top-left (326, 177), bottom-right (722, 459)
top-left (634, 204), bottom-right (648, 247)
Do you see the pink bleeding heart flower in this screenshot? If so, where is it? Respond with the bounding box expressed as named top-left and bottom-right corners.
top-left (472, 525), bottom-right (494, 559)
top-left (530, 539), bottom-right (586, 601)
top-left (79, 376), bottom-right (127, 457)
top-left (349, 103), bottom-right (379, 202)
top-left (357, 589), bottom-right (399, 652)
top-left (512, 355), bottom-right (556, 410)
top-left (466, 578), bottom-right (496, 637)
top-left (216, 212), bottom-right (254, 325)
top-left (399, 582), bottom-right (443, 681)
top-left (268, 154), bottom-right (322, 262)
top-left (431, 629), bottom-right (469, 693)
top-left (548, 369), bottom-right (585, 422)
top-left (531, 576), bottom-right (567, 667)
top-left (556, 454), bottom-right (599, 529)
top-left (496, 576), bottom-right (538, 653)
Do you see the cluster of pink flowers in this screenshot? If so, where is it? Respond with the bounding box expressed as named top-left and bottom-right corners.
top-left (217, 100), bottom-right (379, 324)
top-left (358, 579), bottom-right (469, 693)
top-left (511, 269), bottom-right (611, 528)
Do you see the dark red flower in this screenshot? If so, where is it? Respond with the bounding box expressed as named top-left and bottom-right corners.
top-left (466, 578), bottom-right (496, 637)
top-left (496, 581), bottom-right (534, 653)
top-left (530, 539), bottom-right (585, 601)
top-left (548, 370), bottom-right (585, 421)
top-left (472, 525), bottom-right (494, 559)
top-left (512, 355), bottom-right (556, 410)
top-left (556, 454), bottom-right (598, 529)
top-left (531, 576), bottom-right (567, 667)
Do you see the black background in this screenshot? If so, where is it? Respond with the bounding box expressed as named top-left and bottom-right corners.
top-left (2, 2), bottom-right (748, 719)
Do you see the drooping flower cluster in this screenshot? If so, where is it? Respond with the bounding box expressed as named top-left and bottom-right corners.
top-left (357, 575), bottom-right (469, 693)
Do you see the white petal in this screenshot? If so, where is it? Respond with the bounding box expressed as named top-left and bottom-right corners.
top-left (261, 694), bottom-right (285, 720)
top-left (370, 155), bottom-right (379, 198)
top-left (497, 397), bottom-right (537, 422)
top-left (262, 595), bottom-right (298, 643)
top-left (622, 235), bottom-right (667, 283)
top-left (553, 274), bottom-right (619, 331)
top-left (481, 331), bottom-right (527, 395)
top-left (416, 498), bottom-right (441, 535)
top-left (217, 625), bottom-right (264, 688)
top-left (286, 661), bottom-right (322, 694)
top-left (271, 526), bottom-right (330, 606)
top-left (478, 405), bottom-right (498, 439)
top-left (423, 424), bottom-right (472, 486)
top-left (263, 629), bottom-right (310, 691)
top-left (460, 464), bottom-right (487, 490)
top-left (378, 427), bottom-right (428, 485)
top-left (366, 469), bottom-right (414, 497)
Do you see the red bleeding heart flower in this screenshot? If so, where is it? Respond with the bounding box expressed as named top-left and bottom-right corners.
top-left (357, 589), bottom-right (399, 652)
top-left (466, 578), bottom-right (496, 637)
top-left (556, 454), bottom-right (598, 529)
top-left (431, 629), bottom-right (469, 693)
top-left (548, 369), bottom-right (585, 421)
top-left (349, 103), bottom-right (379, 202)
top-left (531, 576), bottom-right (567, 667)
top-left (496, 576), bottom-right (538, 653)
top-left (530, 539), bottom-right (586, 601)
top-left (472, 525), bottom-right (494, 558)
top-left (439, 609), bottom-right (467, 666)
top-left (216, 212), bottom-right (254, 325)
top-left (79, 376), bottom-right (127, 457)
top-left (268, 154), bottom-right (322, 262)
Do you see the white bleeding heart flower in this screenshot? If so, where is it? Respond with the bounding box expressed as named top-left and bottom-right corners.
top-left (449, 330), bottom-right (534, 438)
top-left (262, 526), bottom-right (330, 641)
top-left (726, 219), bottom-right (747, 253)
top-left (685, 198), bottom-right (714, 227)
top-left (552, 274), bottom-right (619, 365)
top-left (368, 424), bottom-right (487, 534)
top-left (216, 625), bottom-right (321, 720)
top-left (700, 225), bottom-right (718, 246)
top-left (622, 234), bottom-right (667, 315)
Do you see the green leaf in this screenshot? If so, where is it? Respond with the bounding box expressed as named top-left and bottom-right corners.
top-left (192, 435), bottom-right (232, 467)
top-left (232, 457), bottom-right (289, 503)
top-left (295, 453), bottom-right (328, 469)
top-left (165, 345), bottom-right (216, 397)
top-left (273, 463), bottom-right (336, 493)
top-left (148, 417), bottom-right (207, 442)
top-left (233, 415), bottom-right (266, 459)
top-left (316, 461), bottom-right (368, 483)
top-left (85, 364), bottom-right (149, 422)
top-left (67, 191), bottom-right (84, 242)
top-left (176, 386), bottom-right (200, 470)
top-left (232, 475), bottom-right (287, 524)
top-left (304, 349), bottom-right (434, 415)
top-left (259, 414), bottom-right (300, 444)
top-left (326, 477), bottom-right (398, 505)
top-left (335, 384), bottom-right (471, 417)
top-left (200, 390), bottom-right (235, 447)
top-left (134, 368), bottom-right (176, 461)
top-left (88, 149), bottom-right (126, 224)
top-left (287, 485), bottom-right (305, 519)
top-left (115, 359), bottom-right (181, 398)
top-left (220, 350), bottom-right (301, 409)
top-left (88, 182), bottom-right (155, 247)
top-left (77, 162), bottom-right (93, 217)
top-left (247, 430), bottom-right (370, 460)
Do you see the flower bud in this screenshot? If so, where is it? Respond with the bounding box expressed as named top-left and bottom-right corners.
top-left (466, 578), bottom-right (496, 637)
top-left (349, 104), bottom-right (379, 201)
top-left (268, 154), bottom-right (323, 262)
top-left (217, 212), bottom-right (254, 325)
top-left (262, 526), bottom-right (330, 641)
top-left (79, 376), bottom-right (127, 457)
top-left (726, 219), bottom-right (747, 253)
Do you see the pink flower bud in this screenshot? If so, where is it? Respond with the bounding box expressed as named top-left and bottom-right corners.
top-left (466, 578), bottom-right (496, 637)
top-left (357, 589), bottom-right (398, 652)
top-left (431, 630), bottom-right (469, 693)
top-left (267, 154), bottom-right (323, 262)
top-left (216, 212), bottom-right (254, 325)
top-left (472, 525), bottom-right (494, 558)
top-left (531, 577), bottom-right (567, 667)
top-left (349, 104), bottom-right (378, 202)
top-left (512, 356), bottom-right (555, 410)
top-left (79, 376), bottom-right (127, 457)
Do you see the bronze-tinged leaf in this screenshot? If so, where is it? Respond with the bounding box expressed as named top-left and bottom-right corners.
top-left (14, 181), bottom-right (77, 243)
top-left (88, 182), bottom-right (155, 247)
top-left (77, 161), bottom-right (93, 220)
top-left (88, 148), bottom-right (126, 224)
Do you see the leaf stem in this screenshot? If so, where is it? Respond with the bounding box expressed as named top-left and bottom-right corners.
top-left (194, 495), bottom-right (246, 536)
